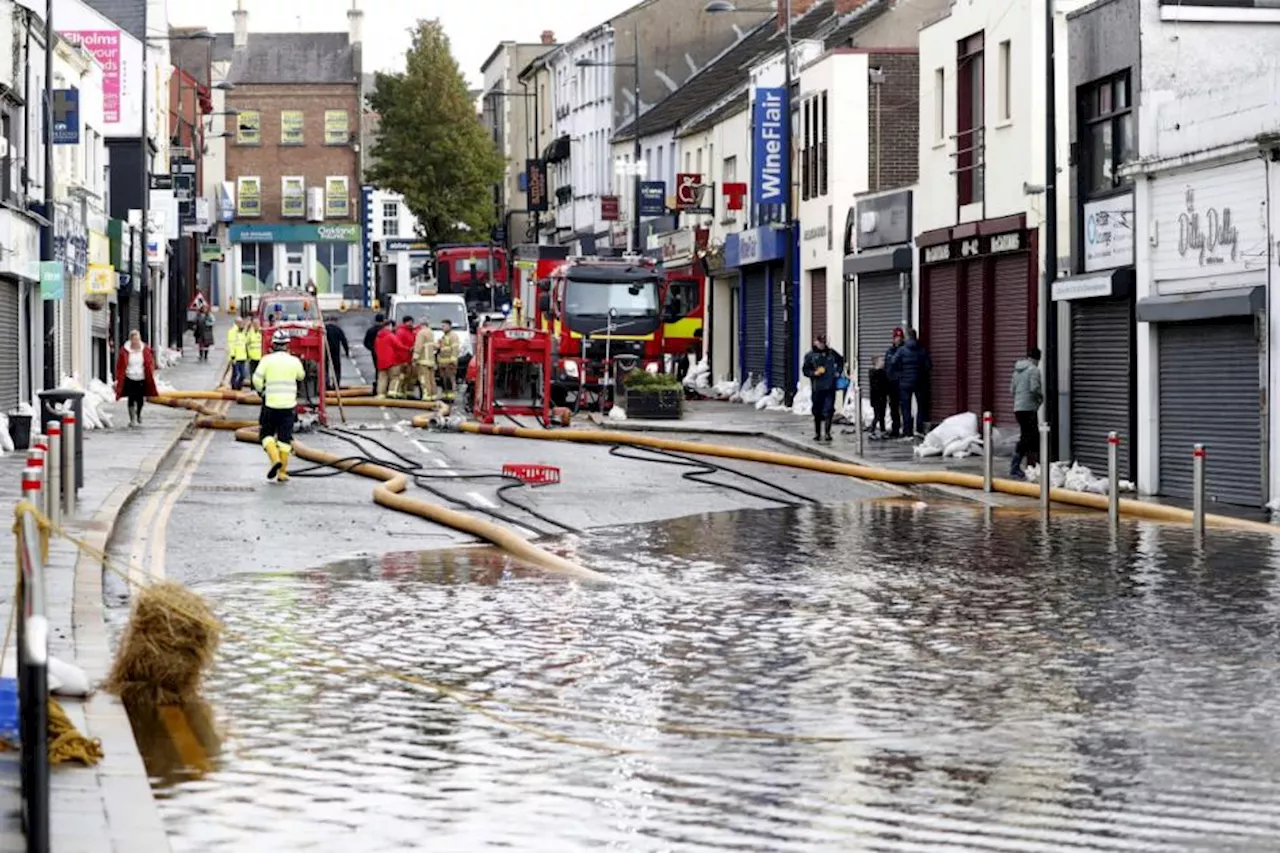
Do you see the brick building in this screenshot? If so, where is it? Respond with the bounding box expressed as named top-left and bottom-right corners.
top-left (218, 0), bottom-right (364, 308)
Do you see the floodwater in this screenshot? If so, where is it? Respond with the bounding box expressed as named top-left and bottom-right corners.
top-left (130, 501), bottom-right (1280, 852)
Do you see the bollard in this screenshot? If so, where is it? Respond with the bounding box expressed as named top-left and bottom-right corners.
top-left (62, 413), bottom-right (77, 518)
top-left (1107, 432), bottom-right (1120, 532)
top-left (21, 464), bottom-right (47, 562)
top-left (27, 441), bottom-right (48, 520)
top-left (45, 421), bottom-right (61, 531)
top-left (854, 386), bottom-right (864, 456)
top-left (1039, 422), bottom-right (1051, 517)
top-left (16, 494), bottom-right (50, 853)
top-left (1192, 444), bottom-right (1206, 538)
top-left (982, 412), bottom-right (993, 492)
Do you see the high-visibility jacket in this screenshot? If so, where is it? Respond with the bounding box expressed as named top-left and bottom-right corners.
top-left (227, 325), bottom-right (248, 361)
top-left (437, 330), bottom-right (461, 366)
top-left (246, 327), bottom-right (263, 360)
top-left (413, 328), bottom-right (437, 367)
top-left (252, 351), bottom-right (306, 409)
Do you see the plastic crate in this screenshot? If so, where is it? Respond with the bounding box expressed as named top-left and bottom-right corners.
top-left (502, 464), bottom-right (561, 485)
top-left (0, 677), bottom-right (17, 744)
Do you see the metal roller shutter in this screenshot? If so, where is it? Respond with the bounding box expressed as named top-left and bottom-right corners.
top-left (924, 264), bottom-right (959, 422)
top-left (0, 280), bottom-right (19, 410)
top-left (769, 264), bottom-right (787, 390)
top-left (1158, 320), bottom-right (1263, 506)
top-left (1070, 299), bottom-right (1133, 479)
top-left (963, 261), bottom-right (986, 417)
top-left (127, 291), bottom-right (141, 338)
top-left (741, 269), bottom-right (768, 384)
top-left (91, 303), bottom-right (108, 337)
top-left (59, 288), bottom-right (73, 380)
top-left (810, 269), bottom-right (827, 343)
top-left (992, 254), bottom-right (1032, 428)
top-left (856, 273), bottom-right (900, 391)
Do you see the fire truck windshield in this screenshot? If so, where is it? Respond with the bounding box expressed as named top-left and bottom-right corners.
top-left (564, 279), bottom-right (659, 318)
top-left (263, 296), bottom-right (320, 324)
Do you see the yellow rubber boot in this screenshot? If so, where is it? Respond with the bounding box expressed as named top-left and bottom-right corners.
top-left (276, 445), bottom-right (292, 482)
top-left (263, 437), bottom-right (281, 480)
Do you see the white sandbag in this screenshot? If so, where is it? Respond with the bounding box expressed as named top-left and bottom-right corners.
top-left (914, 412), bottom-right (978, 457)
top-left (755, 387), bottom-right (785, 410)
top-left (790, 383), bottom-right (812, 416)
top-left (710, 379), bottom-right (738, 400)
top-left (48, 656), bottom-right (92, 697)
top-left (608, 405), bottom-right (627, 421)
top-left (943, 435), bottom-right (984, 458)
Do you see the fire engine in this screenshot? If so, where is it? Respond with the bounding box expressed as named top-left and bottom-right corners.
top-left (432, 244), bottom-right (510, 319)
top-left (535, 255), bottom-right (672, 411)
top-left (257, 284), bottom-right (330, 425)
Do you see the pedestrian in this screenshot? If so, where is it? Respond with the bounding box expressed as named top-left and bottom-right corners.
top-left (374, 319), bottom-right (410, 397)
top-left (227, 316), bottom-right (249, 390)
top-left (114, 329), bottom-right (159, 428)
top-left (436, 318), bottom-right (462, 400)
top-left (1009, 347), bottom-right (1044, 478)
top-left (324, 316), bottom-right (350, 390)
top-left (246, 317), bottom-right (263, 377)
top-left (253, 329), bottom-right (307, 482)
top-left (884, 327), bottom-right (905, 438)
top-left (413, 320), bottom-right (438, 400)
top-left (802, 334), bottom-right (845, 442)
top-left (196, 304), bottom-right (214, 361)
top-left (364, 312), bottom-right (387, 394)
top-left (869, 355), bottom-right (890, 438)
top-left (895, 328), bottom-right (931, 438)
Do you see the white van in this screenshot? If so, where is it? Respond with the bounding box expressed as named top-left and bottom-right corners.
top-left (386, 293), bottom-right (474, 360)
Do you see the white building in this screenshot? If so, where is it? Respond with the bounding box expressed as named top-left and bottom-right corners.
top-left (368, 189), bottom-right (427, 302)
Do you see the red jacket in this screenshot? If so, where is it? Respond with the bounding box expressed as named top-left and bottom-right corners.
top-left (395, 324), bottom-right (418, 360)
top-left (114, 344), bottom-right (160, 399)
top-left (374, 325), bottom-right (411, 368)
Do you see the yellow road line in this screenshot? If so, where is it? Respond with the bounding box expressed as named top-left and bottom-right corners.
top-left (128, 425), bottom-right (208, 585)
top-left (146, 426), bottom-right (218, 580)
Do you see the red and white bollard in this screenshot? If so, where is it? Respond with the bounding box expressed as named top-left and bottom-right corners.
top-left (1107, 432), bottom-right (1121, 531)
top-left (1192, 444), bottom-right (1207, 538)
top-left (61, 413), bottom-right (77, 517)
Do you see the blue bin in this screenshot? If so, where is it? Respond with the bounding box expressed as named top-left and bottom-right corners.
top-left (0, 677), bottom-right (19, 744)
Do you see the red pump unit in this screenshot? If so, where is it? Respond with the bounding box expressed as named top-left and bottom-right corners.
top-left (473, 325), bottom-right (553, 427)
top-left (257, 286), bottom-right (329, 425)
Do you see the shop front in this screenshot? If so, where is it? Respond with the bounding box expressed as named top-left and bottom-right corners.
top-left (844, 190), bottom-right (913, 392)
top-left (0, 208), bottom-right (39, 410)
top-left (382, 238), bottom-right (432, 302)
top-left (110, 218), bottom-right (143, 344)
top-left (230, 223), bottom-right (362, 310)
top-left (916, 214), bottom-right (1037, 429)
top-left (1054, 190), bottom-right (1135, 480)
top-left (724, 225), bottom-right (793, 391)
top-left (1137, 158), bottom-right (1267, 506)
top-left (54, 204), bottom-right (89, 381)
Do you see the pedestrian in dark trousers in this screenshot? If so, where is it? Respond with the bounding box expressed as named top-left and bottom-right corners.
top-left (869, 355), bottom-right (890, 437)
top-left (884, 327), bottom-right (905, 437)
top-left (363, 313), bottom-right (387, 392)
top-left (895, 328), bottom-right (931, 438)
top-left (1009, 347), bottom-right (1044, 478)
top-left (802, 334), bottom-right (845, 442)
top-left (325, 317), bottom-right (350, 390)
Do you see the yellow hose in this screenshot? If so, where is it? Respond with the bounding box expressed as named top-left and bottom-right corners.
top-left (423, 421), bottom-right (1279, 536)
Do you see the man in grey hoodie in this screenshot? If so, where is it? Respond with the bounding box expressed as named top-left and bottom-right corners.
top-left (1010, 347), bottom-right (1044, 478)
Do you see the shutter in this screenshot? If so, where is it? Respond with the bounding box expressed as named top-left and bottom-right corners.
top-left (769, 263), bottom-right (787, 390)
top-left (741, 269), bottom-right (768, 383)
top-left (59, 287), bottom-right (74, 380)
top-left (992, 254), bottom-right (1031, 428)
top-left (0, 280), bottom-right (19, 410)
top-left (91, 303), bottom-right (109, 337)
top-left (1070, 298), bottom-right (1133, 479)
top-left (1158, 320), bottom-right (1263, 506)
top-left (963, 261), bottom-right (986, 417)
top-left (923, 264), bottom-right (959, 422)
top-left (856, 273), bottom-right (901, 391)
top-left (127, 291), bottom-right (142, 337)
top-left (810, 269), bottom-right (827, 342)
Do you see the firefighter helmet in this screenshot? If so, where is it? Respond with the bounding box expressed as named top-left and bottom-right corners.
top-left (271, 329), bottom-right (290, 350)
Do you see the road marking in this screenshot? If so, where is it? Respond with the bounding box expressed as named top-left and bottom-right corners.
top-left (466, 491), bottom-right (498, 509)
top-left (411, 439), bottom-right (433, 456)
top-left (146, 424), bottom-right (219, 580)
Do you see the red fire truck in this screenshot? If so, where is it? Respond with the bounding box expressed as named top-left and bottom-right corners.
top-left (433, 244), bottom-right (510, 320)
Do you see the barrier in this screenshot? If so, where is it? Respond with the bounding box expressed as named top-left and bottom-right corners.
top-left (14, 494), bottom-right (49, 853)
top-left (61, 414), bottom-right (77, 518)
top-left (1193, 444), bottom-right (1207, 539)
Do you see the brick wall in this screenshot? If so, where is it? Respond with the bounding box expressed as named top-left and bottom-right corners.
top-left (225, 83), bottom-right (360, 220)
top-left (867, 51), bottom-right (919, 192)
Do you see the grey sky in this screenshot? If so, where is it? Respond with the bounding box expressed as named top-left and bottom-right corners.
top-left (167, 0), bottom-right (638, 85)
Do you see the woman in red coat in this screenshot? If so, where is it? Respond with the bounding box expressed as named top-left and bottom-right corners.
top-left (114, 329), bottom-right (159, 427)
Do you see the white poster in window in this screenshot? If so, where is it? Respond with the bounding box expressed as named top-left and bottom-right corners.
top-left (1083, 194), bottom-right (1133, 272)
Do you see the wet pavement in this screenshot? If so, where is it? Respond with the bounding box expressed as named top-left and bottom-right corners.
top-left (123, 498), bottom-right (1280, 852)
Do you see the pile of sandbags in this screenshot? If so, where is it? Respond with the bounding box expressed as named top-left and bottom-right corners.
top-left (1024, 460), bottom-right (1135, 494)
top-left (0, 412), bottom-right (14, 456)
top-left (789, 382), bottom-right (812, 416)
top-left (682, 356), bottom-right (711, 391)
top-left (154, 347), bottom-right (182, 369)
top-left (914, 412), bottom-right (981, 458)
top-left (56, 376), bottom-right (116, 431)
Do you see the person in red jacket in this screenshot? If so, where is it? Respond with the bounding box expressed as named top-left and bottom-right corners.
top-left (114, 329), bottom-right (159, 427)
top-left (373, 320), bottom-right (410, 397)
top-left (392, 317), bottom-right (420, 398)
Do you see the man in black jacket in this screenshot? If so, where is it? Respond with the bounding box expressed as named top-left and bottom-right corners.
top-left (363, 313), bottom-right (387, 392)
top-left (324, 316), bottom-right (351, 390)
top-left (802, 334), bottom-right (845, 442)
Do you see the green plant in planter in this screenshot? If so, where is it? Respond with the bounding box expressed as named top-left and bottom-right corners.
top-left (622, 370), bottom-right (683, 392)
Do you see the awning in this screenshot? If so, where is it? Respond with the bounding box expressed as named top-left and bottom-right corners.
top-left (543, 135), bottom-right (571, 164)
top-left (1136, 284), bottom-right (1264, 323)
top-left (1051, 266), bottom-right (1134, 302)
top-left (843, 246), bottom-right (912, 276)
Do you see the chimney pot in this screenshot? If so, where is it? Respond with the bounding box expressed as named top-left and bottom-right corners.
top-left (233, 0), bottom-right (248, 49)
top-left (348, 1), bottom-right (363, 46)
top-left (541, 30), bottom-right (555, 45)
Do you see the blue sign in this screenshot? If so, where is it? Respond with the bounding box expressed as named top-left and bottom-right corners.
top-left (752, 87), bottom-right (789, 206)
top-left (40, 261), bottom-right (64, 300)
top-left (51, 88), bottom-right (79, 144)
top-left (724, 226), bottom-right (786, 269)
top-left (638, 181), bottom-right (666, 218)
top-left (229, 223), bottom-right (362, 243)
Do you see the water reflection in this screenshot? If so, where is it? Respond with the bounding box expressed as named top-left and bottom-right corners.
top-left (145, 505), bottom-right (1280, 852)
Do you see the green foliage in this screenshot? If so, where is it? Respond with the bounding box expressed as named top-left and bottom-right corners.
top-left (623, 370), bottom-right (683, 391)
top-left (366, 20), bottom-right (504, 244)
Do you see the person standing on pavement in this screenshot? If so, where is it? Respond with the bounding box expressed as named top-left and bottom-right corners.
top-left (195, 304), bottom-right (215, 361)
top-left (802, 334), bottom-right (845, 442)
top-left (324, 316), bottom-right (350, 390)
top-left (883, 327), bottom-right (905, 438)
top-left (114, 329), bottom-right (159, 428)
top-left (413, 320), bottom-right (438, 400)
top-left (895, 328), bottom-right (931, 438)
top-left (253, 329), bottom-right (307, 482)
top-left (374, 319), bottom-right (409, 397)
top-left (392, 317), bottom-right (419, 398)
top-left (246, 317), bottom-right (263, 378)
top-left (869, 355), bottom-right (890, 438)
top-left (1009, 347), bottom-right (1044, 478)
top-left (436, 318), bottom-right (462, 400)
top-left (227, 316), bottom-right (249, 390)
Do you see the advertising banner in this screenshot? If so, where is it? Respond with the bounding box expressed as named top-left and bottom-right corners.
top-left (281, 177), bottom-right (305, 218)
top-left (325, 177), bottom-right (350, 218)
top-left (751, 87), bottom-right (789, 207)
top-left (52, 88), bottom-right (80, 144)
top-left (236, 177), bottom-right (261, 218)
top-left (526, 159), bottom-right (548, 212)
top-left (324, 110), bottom-right (349, 146)
top-left (639, 181), bottom-right (666, 217)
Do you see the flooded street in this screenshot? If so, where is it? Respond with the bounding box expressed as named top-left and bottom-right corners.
top-left (132, 501), bottom-right (1280, 852)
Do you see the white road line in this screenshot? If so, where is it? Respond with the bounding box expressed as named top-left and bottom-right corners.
top-left (412, 439), bottom-right (433, 455)
top-left (466, 491), bottom-right (499, 509)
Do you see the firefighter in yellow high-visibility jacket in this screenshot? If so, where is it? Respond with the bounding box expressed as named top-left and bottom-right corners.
top-left (252, 329), bottom-right (306, 482)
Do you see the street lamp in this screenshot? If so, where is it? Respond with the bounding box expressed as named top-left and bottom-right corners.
top-left (706, 0), bottom-right (797, 406)
top-left (576, 24), bottom-right (642, 253)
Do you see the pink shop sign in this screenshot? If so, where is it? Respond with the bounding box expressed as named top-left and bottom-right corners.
top-left (62, 30), bottom-right (122, 124)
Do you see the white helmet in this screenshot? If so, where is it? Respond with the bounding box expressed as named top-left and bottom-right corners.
top-left (271, 329), bottom-right (290, 349)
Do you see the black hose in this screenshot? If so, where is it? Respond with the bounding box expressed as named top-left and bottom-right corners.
top-left (606, 444), bottom-right (818, 507)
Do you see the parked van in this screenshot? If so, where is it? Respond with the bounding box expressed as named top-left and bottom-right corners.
top-left (386, 293), bottom-right (474, 362)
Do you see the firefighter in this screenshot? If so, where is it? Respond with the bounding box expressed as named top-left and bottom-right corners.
top-left (436, 318), bottom-right (461, 400)
top-left (246, 318), bottom-right (263, 377)
top-left (227, 316), bottom-right (249, 389)
top-left (413, 320), bottom-right (438, 400)
top-left (253, 329), bottom-right (306, 482)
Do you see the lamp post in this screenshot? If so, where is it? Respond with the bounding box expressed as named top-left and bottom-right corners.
top-left (576, 23), bottom-right (642, 253)
top-left (705, 0), bottom-right (796, 405)
top-left (41, 0), bottom-right (54, 389)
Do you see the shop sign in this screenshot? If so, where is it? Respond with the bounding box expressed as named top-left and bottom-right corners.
top-left (654, 229), bottom-right (696, 266)
top-left (86, 263), bottom-right (115, 295)
top-left (1052, 273), bottom-right (1113, 302)
top-left (229, 223), bottom-right (362, 243)
top-left (803, 224), bottom-right (827, 243)
top-left (40, 261), bottom-right (64, 300)
top-left (1083, 194), bottom-right (1134, 272)
top-left (639, 181), bottom-right (666, 217)
top-left (526, 159), bottom-right (548, 212)
top-left (751, 87), bottom-right (788, 206)
top-left (51, 88), bottom-right (80, 144)
top-left (675, 174), bottom-right (712, 213)
top-left (199, 243), bottom-right (225, 263)
top-left (725, 225), bottom-right (785, 268)
top-left (385, 239), bottom-right (430, 252)
top-left (921, 230), bottom-right (1026, 264)
top-left (923, 243), bottom-right (950, 264)
top-left (601, 195), bottom-right (620, 221)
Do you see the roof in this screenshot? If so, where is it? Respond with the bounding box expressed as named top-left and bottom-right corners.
top-left (218, 33), bottom-right (358, 86)
top-left (79, 0), bottom-right (143, 41)
top-left (680, 90), bottom-right (748, 137)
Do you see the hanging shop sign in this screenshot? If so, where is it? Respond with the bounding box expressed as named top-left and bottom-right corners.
top-left (751, 87), bottom-right (789, 206)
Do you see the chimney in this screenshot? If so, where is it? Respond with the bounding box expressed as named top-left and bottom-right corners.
top-left (348, 0), bottom-right (363, 47)
top-left (540, 30), bottom-right (555, 45)
top-left (233, 0), bottom-right (248, 48)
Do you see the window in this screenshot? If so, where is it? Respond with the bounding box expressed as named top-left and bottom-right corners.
top-left (696, 147), bottom-right (703, 176)
top-left (1, 111), bottom-right (13, 202)
top-left (997, 41), bottom-right (1011, 122)
top-left (723, 155), bottom-right (737, 182)
top-left (933, 68), bottom-right (945, 144)
top-left (666, 278), bottom-right (701, 320)
top-left (802, 97), bottom-right (812, 201)
top-left (280, 110), bottom-right (304, 145)
top-left (323, 110), bottom-right (349, 146)
top-left (956, 33), bottom-right (985, 207)
top-left (237, 109), bottom-right (260, 145)
top-left (324, 176), bottom-right (350, 218)
top-left (382, 201), bottom-right (400, 237)
top-left (236, 176), bottom-right (261, 217)
top-left (1080, 72), bottom-right (1134, 196)
top-left (281, 176), bottom-right (305, 218)
top-left (239, 243), bottom-right (274, 294)
top-left (819, 90), bottom-right (829, 196)
top-left (316, 243), bottom-right (350, 294)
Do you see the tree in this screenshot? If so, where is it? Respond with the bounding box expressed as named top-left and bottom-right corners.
top-left (367, 20), bottom-right (504, 244)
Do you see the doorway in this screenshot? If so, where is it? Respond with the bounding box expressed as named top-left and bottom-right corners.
top-left (284, 243), bottom-right (305, 288)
